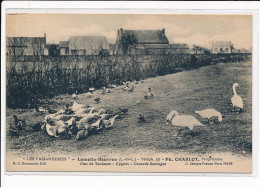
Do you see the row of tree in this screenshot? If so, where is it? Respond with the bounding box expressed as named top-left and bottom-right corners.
top-left (6, 53), bottom-right (250, 108)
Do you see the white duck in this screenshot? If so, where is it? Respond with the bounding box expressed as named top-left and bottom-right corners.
top-left (85, 92), bottom-right (93, 98)
top-left (72, 91), bottom-right (78, 99)
top-left (100, 115), bottom-right (119, 129)
top-left (43, 118), bottom-right (70, 138)
top-left (66, 116), bottom-right (76, 126)
top-left (166, 110), bottom-right (205, 131)
top-left (91, 119), bottom-right (102, 130)
top-left (76, 129), bottom-right (89, 141)
top-left (231, 83), bottom-right (244, 111)
top-left (195, 109), bottom-right (222, 123)
top-left (74, 107), bottom-right (95, 117)
top-left (71, 101), bottom-right (87, 112)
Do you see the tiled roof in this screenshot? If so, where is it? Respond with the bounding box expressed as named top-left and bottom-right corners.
top-left (121, 29), bottom-right (169, 44)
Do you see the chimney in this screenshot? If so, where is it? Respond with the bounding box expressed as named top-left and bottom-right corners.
top-left (162, 28), bottom-right (165, 35)
top-left (44, 31), bottom-right (47, 46)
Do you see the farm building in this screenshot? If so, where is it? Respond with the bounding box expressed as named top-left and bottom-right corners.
top-left (169, 44), bottom-right (189, 54)
top-left (6, 34), bottom-right (48, 56)
top-left (46, 43), bottom-right (59, 56)
top-left (67, 36), bottom-right (109, 55)
top-left (58, 41), bottom-right (69, 55)
top-left (115, 28), bottom-right (171, 55)
top-left (189, 45), bottom-right (211, 54)
top-left (212, 41), bottom-right (234, 54)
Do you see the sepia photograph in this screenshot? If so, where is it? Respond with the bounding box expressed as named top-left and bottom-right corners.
top-left (5, 13), bottom-right (253, 173)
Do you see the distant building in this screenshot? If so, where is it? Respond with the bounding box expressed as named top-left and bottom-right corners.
top-left (46, 43), bottom-right (59, 56)
top-left (169, 44), bottom-right (189, 54)
top-left (232, 48), bottom-right (251, 54)
top-left (212, 41), bottom-right (234, 54)
top-left (58, 41), bottom-right (69, 55)
top-left (189, 45), bottom-right (210, 54)
top-left (115, 28), bottom-right (170, 55)
top-left (67, 36), bottom-right (109, 55)
top-left (7, 34), bottom-right (47, 56)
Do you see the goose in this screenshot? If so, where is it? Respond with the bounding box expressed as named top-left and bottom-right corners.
top-left (78, 109), bottom-right (105, 122)
top-left (71, 101), bottom-right (87, 112)
top-left (66, 116), bottom-right (77, 126)
top-left (76, 129), bottom-right (89, 141)
top-left (100, 115), bottom-right (119, 129)
top-left (74, 107), bottom-right (95, 116)
top-left (89, 87), bottom-right (95, 94)
top-left (231, 83), bottom-right (244, 112)
top-left (12, 115), bottom-right (26, 130)
top-left (144, 92), bottom-right (149, 99)
top-left (119, 108), bottom-right (129, 114)
top-left (138, 114), bottom-right (146, 123)
top-left (91, 119), bottom-right (102, 130)
top-left (64, 104), bottom-right (74, 115)
top-left (105, 109), bottom-right (114, 114)
top-left (166, 110), bottom-right (205, 131)
top-left (128, 85), bottom-right (134, 92)
top-left (72, 90), bottom-right (78, 99)
top-left (102, 87), bottom-right (106, 94)
top-left (44, 119), bottom-right (69, 138)
top-left (94, 98), bottom-right (101, 103)
top-left (36, 106), bottom-right (48, 113)
top-left (85, 92), bottom-right (93, 98)
top-left (195, 109), bottom-right (222, 123)
top-left (148, 88), bottom-right (154, 97)
top-left (108, 84), bottom-right (117, 88)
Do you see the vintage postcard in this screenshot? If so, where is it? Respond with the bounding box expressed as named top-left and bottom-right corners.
top-left (5, 13), bottom-right (253, 173)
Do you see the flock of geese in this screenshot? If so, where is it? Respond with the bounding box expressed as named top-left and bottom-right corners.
top-left (166, 82), bottom-right (244, 133)
top-left (39, 99), bottom-right (123, 140)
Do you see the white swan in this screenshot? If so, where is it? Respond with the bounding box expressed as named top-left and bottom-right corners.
top-left (231, 83), bottom-right (244, 111)
top-left (166, 110), bottom-right (205, 130)
top-left (195, 109), bottom-right (222, 122)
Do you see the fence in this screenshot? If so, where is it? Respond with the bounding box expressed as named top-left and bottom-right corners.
top-left (6, 53), bottom-right (251, 108)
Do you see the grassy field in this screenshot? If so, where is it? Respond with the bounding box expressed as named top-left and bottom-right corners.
top-left (6, 61), bottom-right (252, 157)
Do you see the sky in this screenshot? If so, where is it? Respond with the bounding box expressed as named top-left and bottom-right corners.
top-left (6, 14), bottom-right (252, 49)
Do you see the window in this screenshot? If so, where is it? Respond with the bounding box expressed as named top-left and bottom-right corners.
top-left (225, 48), bottom-right (229, 52)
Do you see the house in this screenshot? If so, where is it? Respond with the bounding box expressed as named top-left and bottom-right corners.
top-left (115, 28), bottom-right (170, 55)
top-left (212, 41), bottom-right (234, 54)
top-left (7, 34), bottom-right (47, 56)
top-left (67, 36), bottom-right (109, 55)
top-left (58, 41), bottom-right (69, 55)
